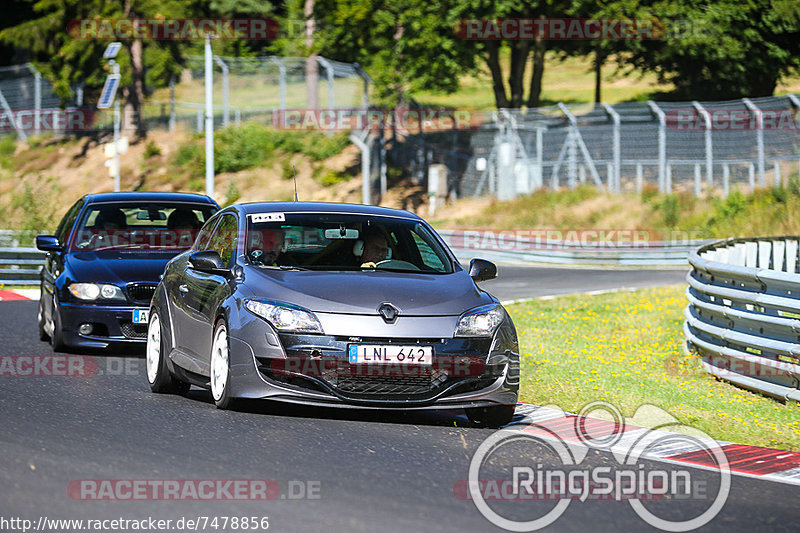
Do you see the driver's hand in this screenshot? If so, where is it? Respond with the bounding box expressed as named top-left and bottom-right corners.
top-left (360, 261), bottom-right (377, 269)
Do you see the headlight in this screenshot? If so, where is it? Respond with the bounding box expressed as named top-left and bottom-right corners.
top-left (455, 304), bottom-right (505, 337)
top-left (68, 283), bottom-right (125, 301)
top-left (244, 299), bottom-right (324, 334)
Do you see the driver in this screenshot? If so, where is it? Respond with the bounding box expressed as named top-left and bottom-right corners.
top-left (359, 230), bottom-right (389, 267)
top-left (248, 228), bottom-right (286, 266)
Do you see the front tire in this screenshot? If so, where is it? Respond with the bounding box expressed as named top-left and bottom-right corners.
top-left (210, 320), bottom-right (234, 409)
top-left (38, 297), bottom-right (49, 342)
top-left (50, 296), bottom-right (66, 352)
top-left (466, 404), bottom-right (516, 428)
top-left (146, 311), bottom-right (190, 395)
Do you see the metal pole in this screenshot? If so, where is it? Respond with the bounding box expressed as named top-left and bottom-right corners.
top-left (349, 130), bottom-right (371, 204)
top-left (722, 163), bottom-right (729, 197)
top-left (270, 57), bottom-right (287, 112)
top-left (214, 56), bottom-right (229, 127)
top-left (693, 101), bottom-right (713, 188)
top-left (204, 35), bottom-right (215, 198)
top-left (316, 57), bottom-right (335, 112)
top-left (647, 101), bottom-right (666, 193)
top-left (112, 61), bottom-right (120, 192)
top-left (742, 98), bottom-right (764, 187)
top-left (602, 103), bottom-right (621, 192)
top-left (694, 163), bottom-right (702, 196)
top-left (169, 77), bottom-right (176, 132)
top-left (28, 64), bottom-right (41, 136)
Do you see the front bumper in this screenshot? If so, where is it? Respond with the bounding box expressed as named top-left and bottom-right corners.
top-left (58, 301), bottom-right (151, 348)
top-left (226, 330), bottom-right (520, 410)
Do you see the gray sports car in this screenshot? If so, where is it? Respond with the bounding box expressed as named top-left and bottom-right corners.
top-left (146, 202), bottom-right (520, 426)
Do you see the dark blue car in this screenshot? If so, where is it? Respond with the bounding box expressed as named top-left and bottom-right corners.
top-left (36, 192), bottom-right (219, 351)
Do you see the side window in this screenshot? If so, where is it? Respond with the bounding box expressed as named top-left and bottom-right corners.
top-left (194, 217), bottom-right (219, 251)
top-left (208, 214), bottom-right (238, 268)
top-left (55, 200), bottom-right (84, 244)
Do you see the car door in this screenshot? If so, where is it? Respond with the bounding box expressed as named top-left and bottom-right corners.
top-left (42, 199), bottom-right (83, 325)
top-left (179, 213), bottom-right (238, 368)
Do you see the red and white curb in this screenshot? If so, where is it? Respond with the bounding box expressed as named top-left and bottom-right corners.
top-left (0, 289), bottom-right (38, 301)
top-left (509, 403), bottom-right (800, 487)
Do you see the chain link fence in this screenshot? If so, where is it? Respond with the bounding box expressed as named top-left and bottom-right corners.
top-left (391, 95), bottom-right (800, 200)
top-left (144, 55), bottom-right (370, 132)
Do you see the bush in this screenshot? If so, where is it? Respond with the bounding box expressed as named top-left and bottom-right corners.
top-left (144, 141), bottom-right (161, 158)
top-left (214, 123), bottom-right (276, 173)
top-left (316, 169), bottom-right (350, 187)
top-left (223, 180), bottom-right (240, 206)
top-left (171, 124), bottom-right (351, 176)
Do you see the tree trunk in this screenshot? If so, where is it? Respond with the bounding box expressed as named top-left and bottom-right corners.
top-left (594, 45), bottom-right (605, 104)
top-left (304, 0), bottom-right (318, 109)
top-left (123, 1), bottom-right (146, 140)
top-left (486, 41), bottom-right (509, 109)
top-left (509, 40), bottom-right (530, 108)
top-left (527, 37), bottom-right (546, 108)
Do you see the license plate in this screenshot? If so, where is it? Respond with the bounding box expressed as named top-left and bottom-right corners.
top-left (132, 309), bottom-right (150, 324)
top-left (348, 344), bottom-right (432, 365)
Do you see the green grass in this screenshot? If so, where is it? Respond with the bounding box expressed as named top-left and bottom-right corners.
top-left (510, 285), bottom-right (800, 451)
top-left (414, 52), bottom-right (672, 109)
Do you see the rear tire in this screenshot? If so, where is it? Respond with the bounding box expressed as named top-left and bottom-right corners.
top-left (465, 405), bottom-right (516, 428)
top-left (210, 320), bottom-right (234, 410)
top-left (146, 311), bottom-right (190, 395)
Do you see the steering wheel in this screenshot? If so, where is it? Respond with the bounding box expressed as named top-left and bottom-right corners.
top-left (374, 259), bottom-right (420, 270)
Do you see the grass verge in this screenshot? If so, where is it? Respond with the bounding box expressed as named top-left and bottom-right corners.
top-left (509, 285), bottom-right (800, 451)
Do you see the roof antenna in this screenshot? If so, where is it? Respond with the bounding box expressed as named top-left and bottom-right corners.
top-left (292, 164), bottom-right (299, 201)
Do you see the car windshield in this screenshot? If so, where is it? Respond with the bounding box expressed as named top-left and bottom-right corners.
top-left (244, 212), bottom-right (455, 273)
top-left (72, 202), bottom-right (218, 251)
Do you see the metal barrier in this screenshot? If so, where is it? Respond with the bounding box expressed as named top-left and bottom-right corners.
top-left (0, 247), bottom-right (44, 286)
top-left (439, 230), bottom-right (709, 266)
top-left (685, 237), bottom-right (800, 401)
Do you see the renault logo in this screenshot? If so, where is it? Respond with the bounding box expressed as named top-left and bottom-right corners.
top-left (378, 303), bottom-right (399, 323)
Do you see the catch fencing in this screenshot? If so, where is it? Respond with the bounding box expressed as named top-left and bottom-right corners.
top-left (392, 95), bottom-right (800, 201)
top-left (685, 237), bottom-right (800, 401)
top-left (144, 55), bottom-right (370, 133)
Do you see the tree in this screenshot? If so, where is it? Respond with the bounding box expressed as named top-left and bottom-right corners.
top-left (622, 0), bottom-right (800, 99)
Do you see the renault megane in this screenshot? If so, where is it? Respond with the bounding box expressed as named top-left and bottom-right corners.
top-left (146, 202), bottom-right (519, 426)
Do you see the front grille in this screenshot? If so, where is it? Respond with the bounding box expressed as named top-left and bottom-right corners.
top-left (127, 283), bottom-right (158, 304)
top-left (333, 375), bottom-right (439, 395)
top-left (120, 322), bottom-right (147, 339)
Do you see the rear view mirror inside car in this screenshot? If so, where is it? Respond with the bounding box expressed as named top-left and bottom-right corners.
top-left (324, 228), bottom-right (359, 239)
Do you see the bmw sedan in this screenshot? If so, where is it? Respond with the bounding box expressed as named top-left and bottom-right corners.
top-left (36, 192), bottom-right (219, 351)
top-left (147, 202), bottom-right (519, 426)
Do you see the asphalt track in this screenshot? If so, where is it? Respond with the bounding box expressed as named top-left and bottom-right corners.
top-left (1, 265), bottom-right (798, 532)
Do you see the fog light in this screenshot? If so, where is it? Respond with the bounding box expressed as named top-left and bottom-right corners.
top-left (79, 323), bottom-right (94, 335)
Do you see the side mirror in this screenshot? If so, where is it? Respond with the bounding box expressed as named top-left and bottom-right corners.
top-left (189, 250), bottom-right (227, 274)
top-left (36, 235), bottom-right (63, 252)
top-left (469, 258), bottom-right (497, 282)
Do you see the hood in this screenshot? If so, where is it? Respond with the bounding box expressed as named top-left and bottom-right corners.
top-left (244, 268), bottom-right (494, 316)
top-left (66, 250), bottom-right (178, 285)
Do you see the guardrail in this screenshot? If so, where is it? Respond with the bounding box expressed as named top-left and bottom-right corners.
top-left (438, 230), bottom-right (710, 266)
top-left (685, 237), bottom-right (800, 401)
top-left (0, 247), bottom-right (44, 286)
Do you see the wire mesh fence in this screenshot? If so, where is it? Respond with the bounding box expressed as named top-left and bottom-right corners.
top-left (143, 55), bottom-right (370, 133)
top-left (394, 96), bottom-right (800, 200)
top-left (2, 56), bottom-right (799, 201)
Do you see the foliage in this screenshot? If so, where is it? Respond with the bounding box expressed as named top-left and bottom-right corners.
top-left (144, 141), bottom-right (161, 159)
top-left (171, 123), bottom-right (351, 175)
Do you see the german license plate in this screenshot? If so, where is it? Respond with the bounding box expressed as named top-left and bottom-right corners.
top-left (132, 309), bottom-right (150, 324)
top-left (348, 344), bottom-right (432, 365)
